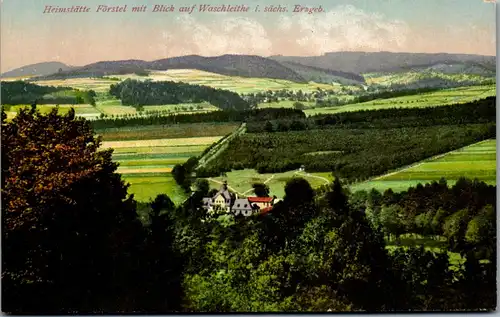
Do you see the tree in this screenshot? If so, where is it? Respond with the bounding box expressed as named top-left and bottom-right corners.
top-left (2, 108), bottom-right (142, 313)
top-left (137, 194), bottom-right (184, 311)
top-left (194, 179), bottom-right (210, 196)
top-left (293, 102), bottom-right (306, 110)
top-left (442, 209), bottom-right (470, 252)
top-left (253, 183), bottom-right (270, 197)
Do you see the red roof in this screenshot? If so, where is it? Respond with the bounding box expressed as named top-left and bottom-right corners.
top-left (248, 196), bottom-right (273, 203)
top-left (260, 206), bottom-right (273, 214)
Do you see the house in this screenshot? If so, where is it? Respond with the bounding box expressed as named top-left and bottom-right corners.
top-left (201, 183), bottom-right (277, 217)
top-left (202, 181), bottom-right (234, 214)
top-left (247, 196), bottom-right (275, 209)
top-left (232, 198), bottom-right (255, 217)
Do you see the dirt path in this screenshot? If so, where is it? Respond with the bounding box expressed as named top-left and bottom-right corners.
top-left (207, 177), bottom-right (246, 196)
top-left (196, 123), bottom-right (246, 170)
top-left (294, 171), bottom-right (330, 185)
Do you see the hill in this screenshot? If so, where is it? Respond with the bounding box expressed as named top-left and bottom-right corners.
top-left (279, 61), bottom-right (365, 84)
top-left (270, 52), bottom-right (496, 75)
top-left (1, 61), bottom-right (73, 78)
top-left (31, 55), bottom-right (363, 84)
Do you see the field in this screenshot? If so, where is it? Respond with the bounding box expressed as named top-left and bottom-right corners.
top-left (205, 169), bottom-right (330, 198)
top-left (96, 122), bottom-right (240, 141)
top-left (98, 123), bottom-right (239, 203)
top-left (31, 77), bottom-right (118, 92)
top-left (351, 139), bottom-right (496, 193)
top-left (4, 104), bottom-right (102, 120)
top-left (109, 69), bottom-right (341, 94)
top-left (364, 71), bottom-right (494, 87)
top-left (256, 100), bottom-right (317, 109)
top-left (304, 85), bottom-right (496, 115)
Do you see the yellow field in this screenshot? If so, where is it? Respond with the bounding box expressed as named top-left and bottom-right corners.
top-left (102, 136), bottom-right (223, 149)
top-left (33, 78), bottom-right (116, 92)
top-left (109, 69), bottom-right (341, 94)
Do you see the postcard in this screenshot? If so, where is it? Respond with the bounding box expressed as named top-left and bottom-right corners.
top-left (0, 0), bottom-right (496, 313)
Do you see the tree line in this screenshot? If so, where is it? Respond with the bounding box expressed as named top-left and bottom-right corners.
top-left (1, 80), bottom-right (96, 105)
top-left (1, 109), bottom-right (495, 312)
top-left (109, 79), bottom-right (250, 111)
top-left (90, 107), bottom-right (304, 129)
top-left (246, 97), bottom-right (495, 133)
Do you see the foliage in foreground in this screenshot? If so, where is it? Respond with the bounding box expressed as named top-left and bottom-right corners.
top-left (1, 109), bottom-right (496, 313)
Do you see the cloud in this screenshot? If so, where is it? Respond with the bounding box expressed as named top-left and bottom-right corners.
top-left (277, 5), bottom-right (410, 54)
top-left (161, 15), bottom-right (273, 56)
top-left (158, 5), bottom-right (410, 58)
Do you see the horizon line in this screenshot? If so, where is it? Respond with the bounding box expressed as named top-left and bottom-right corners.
top-left (2, 50), bottom-right (496, 73)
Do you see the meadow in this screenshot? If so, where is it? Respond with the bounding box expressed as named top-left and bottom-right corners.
top-left (351, 139), bottom-right (496, 193)
top-left (3, 104), bottom-right (102, 120)
top-left (96, 122), bottom-right (240, 141)
top-left (364, 71), bottom-right (494, 87)
top-left (205, 169), bottom-right (330, 198)
top-left (304, 84), bottom-right (496, 115)
top-left (109, 69), bottom-right (341, 94)
top-left (98, 123), bottom-right (239, 203)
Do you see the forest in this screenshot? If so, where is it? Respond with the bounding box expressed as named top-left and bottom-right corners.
top-left (90, 107), bottom-right (304, 129)
top-left (1, 107), bottom-right (495, 312)
top-left (1, 81), bottom-right (96, 105)
top-left (246, 97), bottom-right (496, 132)
top-left (109, 78), bottom-right (250, 110)
top-left (199, 123), bottom-right (494, 178)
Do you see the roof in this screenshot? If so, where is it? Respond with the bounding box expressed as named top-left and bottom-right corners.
top-left (248, 196), bottom-right (273, 203)
top-left (214, 189), bottom-right (232, 201)
top-left (232, 198), bottom-right (252, 210)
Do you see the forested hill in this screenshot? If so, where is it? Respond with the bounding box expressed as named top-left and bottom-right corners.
top-left (270, 52), bottom-right (496, 74)
top-left (1, 81), bottom-right (96, 105)
top-left (109, 79), bottom-right (250, 111)
top-left (30, 55), bottom-right (363, 84)
top-left (1, 61), bottom-right (73, 78)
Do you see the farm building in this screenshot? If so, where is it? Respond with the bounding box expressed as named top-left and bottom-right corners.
top-left (201, 182), bottom-right (277, 217)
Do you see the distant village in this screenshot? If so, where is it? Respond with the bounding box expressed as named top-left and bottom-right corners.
top-left (201, 181), bottom-right (280, 217)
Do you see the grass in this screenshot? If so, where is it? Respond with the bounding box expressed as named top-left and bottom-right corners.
top-left (103, 134), bottom-right (223, 203)
top-left (304, 85), bottom-right (496, 115)
top-left (6, 104), bottom-right (102, 119)
top-left (33, 77), bottom-right (117, 92)
top-left (205, 169), bottom-right (330, 198)
top-left (351, 139), bottom-right (496, 193)
top-left (96, 122), bottom-right (240, 141)
top-left (364, 71), bottom-right (494, 87)
top-left (101, 136), bottom-right (223, 149)
top-left (110, 69), bottom-right (341, 94)
top-left (257, 100), bottom-right (316, 109)
top-left (121, 173), bottom-right (188, 204)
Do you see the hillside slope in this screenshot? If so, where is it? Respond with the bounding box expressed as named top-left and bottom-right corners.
top-left (1, 62), bottom-right (74, 78)
top-left (32, 55), bottom-right (361, 84)
top-left (270, 52), bottom-right (496, 74)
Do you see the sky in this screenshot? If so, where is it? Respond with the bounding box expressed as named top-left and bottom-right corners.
top-left (0, 0), bottom-right (496, 72)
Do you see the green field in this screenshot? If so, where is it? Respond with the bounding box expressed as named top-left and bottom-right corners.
top-left (100, 129), bottom-right (229, 202)
top-left (121, 173), bottom-right (189, 205)
top-left (4, 104), bottom-right (102, 120)
top-left (304, 85), bottom-right (496, 115)
top-left (364, 71), bottom-right (494, 87)
top-left (205, 169), bottom-right (330, 198)
top-left (257, 100), bottom-right (317, 109)
top-left (96, 122), bottom-right (240, 141)
top-left (110, 69), bottom-right (342, 94)
top-left (33, 77), bottom-right (117, 92)
top-left (351, 139), bottom-right (496, 193)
